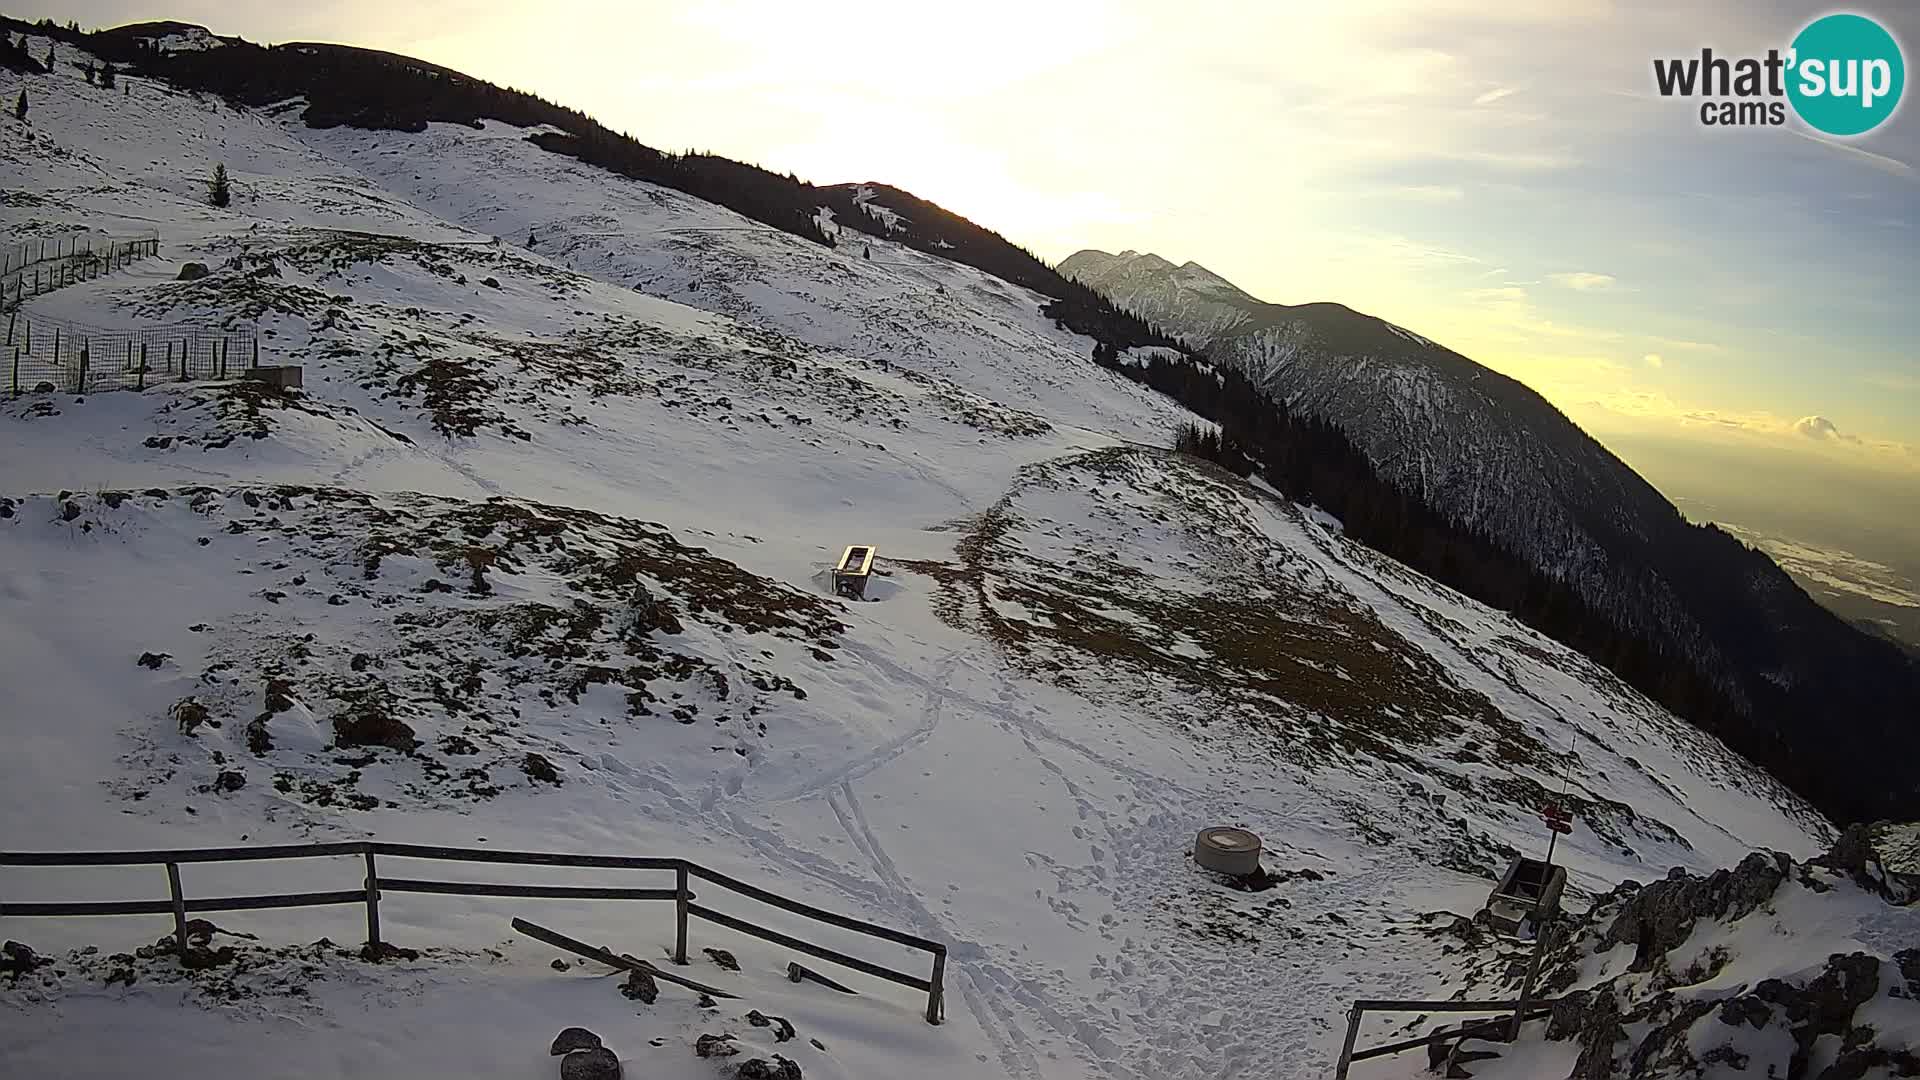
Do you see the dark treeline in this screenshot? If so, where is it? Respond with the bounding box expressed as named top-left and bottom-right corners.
top-left (1101, 346), bottom-right (1916, 823)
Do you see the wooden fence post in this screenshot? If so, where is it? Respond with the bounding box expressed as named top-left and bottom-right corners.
top-left (6, 311), bottom-right (13, 347)
top-left (926, 949), bottom-right (946, 1024)
top-left (50, 326), bottom-right (58, 363)
top-left (10, 348), bottom-right (18, 398)
top-left (138, 344), bottom-right (147, 390)
top-left (1509, 925), bottom-right (1552, 1041)
top-left (674, 863), bottom-right (690, 965)
top-left (1334, 1003), bottom-right (1364, 1080)
top-left (363, 849), bottom-right (382, 954)
top-left (165, 862), bottom-right (189, 955)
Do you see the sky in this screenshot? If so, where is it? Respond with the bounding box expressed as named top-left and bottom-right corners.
top-left (20, 0), bottom-right (1920, 569)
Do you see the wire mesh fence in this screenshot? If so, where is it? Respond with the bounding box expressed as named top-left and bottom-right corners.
top-left (2, 232), bottom-right (163, 309)
top-left (4, 312), bottom-right (260, 396)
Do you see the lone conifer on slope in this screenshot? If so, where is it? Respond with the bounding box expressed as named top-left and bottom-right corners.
top-left (100, 62), bottom-right (116, 90)
top-left (14, 89), bottom-right (26, 123)
top-left (208, 163), bottom-right (231, 208)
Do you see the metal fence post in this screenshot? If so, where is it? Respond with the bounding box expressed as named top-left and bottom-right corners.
top-left (363, 849), bottom-right (382, 953)
top-left (674, 863), bottom-right (690, 965)
top-left (926, 948), bottom-right (946, 1024)
top-left (11, 348), bottom-right (18, 398)
top-left (165, 862), bottom-right (189, 955)
top-left (137, 344), bottom-right (147, 391)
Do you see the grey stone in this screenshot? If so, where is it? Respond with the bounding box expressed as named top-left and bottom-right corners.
top-left (559, 1046), bottom-right (620, 1080)
top-left (549, 1027), bottom-right (602, 1056)
top-left (176, 262), bottom-right (210, 280)
top-left (736, 1055), bottom-right (802, 1080)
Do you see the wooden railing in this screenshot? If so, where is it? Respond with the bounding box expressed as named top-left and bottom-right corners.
top-left (0, 841), bottom-right (946, 1024)
top-left (1332, 998), bottom-right (1558, 1078)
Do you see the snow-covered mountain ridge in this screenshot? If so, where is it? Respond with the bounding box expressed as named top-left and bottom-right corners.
top-left (1060, 248), bottom-right (1920, 828)
top-left (0, 24), bottom-right (1905, 1080)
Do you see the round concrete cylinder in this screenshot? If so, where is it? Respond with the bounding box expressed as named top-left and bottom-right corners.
top-left (1194, 826), bottom-right (1263, 876)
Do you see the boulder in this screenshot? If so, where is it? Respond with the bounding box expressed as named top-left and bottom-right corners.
top-left (176, 262), bottom-right (210, 280)
top-left (694, 1033), bottom-right (738, 1058)
top-left (619, 968), bottom-right (657, 1004)
top-left (549, 1028), bottom-right (602, 1056)
top-left (702, 947), bottom-right (739, 971)
top-left (1, 940), bottom-right (49, 977)
top-left (736, 1056), bottom-right (802, 1080)
top-left (559, 1047), bottom-right (621, 1080)
top-left (1599, 851), bottom-right (1788, 971)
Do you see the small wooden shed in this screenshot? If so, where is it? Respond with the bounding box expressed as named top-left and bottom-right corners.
top-left (1483, 857), bottom-right (1566, 936)
top-left (833, 545), bottom-right (876, 600)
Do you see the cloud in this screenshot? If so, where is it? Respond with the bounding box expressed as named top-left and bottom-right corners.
top-left (1642, 353), bottom-right (1664, 369)
top-left (1472, 85), bottom-right (1521, 106)
top-left (1793, 415), bottom-right (1860, 444)
top-left (1388, 184), bottom-right (1465, 202)
top-left (1548, 271), bottom-right (1616, 291)
top-left (1786, 129), bottom-right (1916, 180)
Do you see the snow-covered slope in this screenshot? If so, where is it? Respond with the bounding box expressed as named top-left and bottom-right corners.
top-left (0, 31), bottom-right (1876, 1080)
top-left (1060, 248), bottom-right (1920, 829)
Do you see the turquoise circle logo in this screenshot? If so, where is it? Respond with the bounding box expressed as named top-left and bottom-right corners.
top-left (1788, 13), bottom-right (1905, 136)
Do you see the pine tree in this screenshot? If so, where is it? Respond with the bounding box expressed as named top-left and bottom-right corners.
top-left (84, 61), bottom-right (95, 84)
top-left (45, 44), bottom-right (53, 69)
top-left (100, 62), bottom-right (116, 89)
top-left (208, 163), bottom-right (231, 208)
top-left (14, 89), bottom-right (26, 122)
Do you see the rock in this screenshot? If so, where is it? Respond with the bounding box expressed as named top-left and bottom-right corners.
top-left (1567, 984), bottom-right (1626, 1080)
top-left (559, 1046), bottom-right (621, 1080)
top-left (137, 651), bottom-right (170, 669)
top-left (1809, 822), bottom-right (1920, 903)
top-left (619, 968), bottom-right (657, 1003)
top-left (213, 770), bottom-right (245, 793)
top-left (1718, 995), bottom-right (1771, 1029)
top-left (620, 585), bottom-right (683, 637)
top-left (523, 752), bottom-right (562, 785)
top-left (809, 1038), bottom-right (827, 1052)
top-left (481, 276), bottom-right (500, 289)
top-left (178, 944), bottom-right (236, 970)
top-left (1896, 948), bottom-right (1920, 997)
top-left (1599, 851), bottom-right (1789, 972)
top-left (358, 941), bottom-right (418, 963)
top-left (694, 1033), bottom-right (738, 1058)
top-left (550, 1028), bottom-right (602, 1056)
top-left (177, 262), bottom-right (210, 280)
top-left (736, 1055), bottom-right (802, 1080)
top-left (746, 1010), bottom-right (796, 1042)
top-left (697, 994), bottom-right (717, 1008)
top-left (1, 941), bottom-right (49, 977)
top-left (551, 958), bottom-right (571, 971)
top-left (703, 947), bottom-right (739, 971)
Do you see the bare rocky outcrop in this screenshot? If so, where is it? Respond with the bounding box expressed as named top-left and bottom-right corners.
top-left (1524, 826), bottom-right (1920, 1079)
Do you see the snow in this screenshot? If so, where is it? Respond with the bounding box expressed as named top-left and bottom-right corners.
top-left (0, 38), bottom-right (1864, 1080)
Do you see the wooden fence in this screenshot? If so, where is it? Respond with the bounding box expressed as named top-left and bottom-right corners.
top-left (2, 232), bottom-right (161, 308)
top-left (5, 313), bottom-right (259, 396)
top-left (0, 841), bottom-right (947, 1024)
